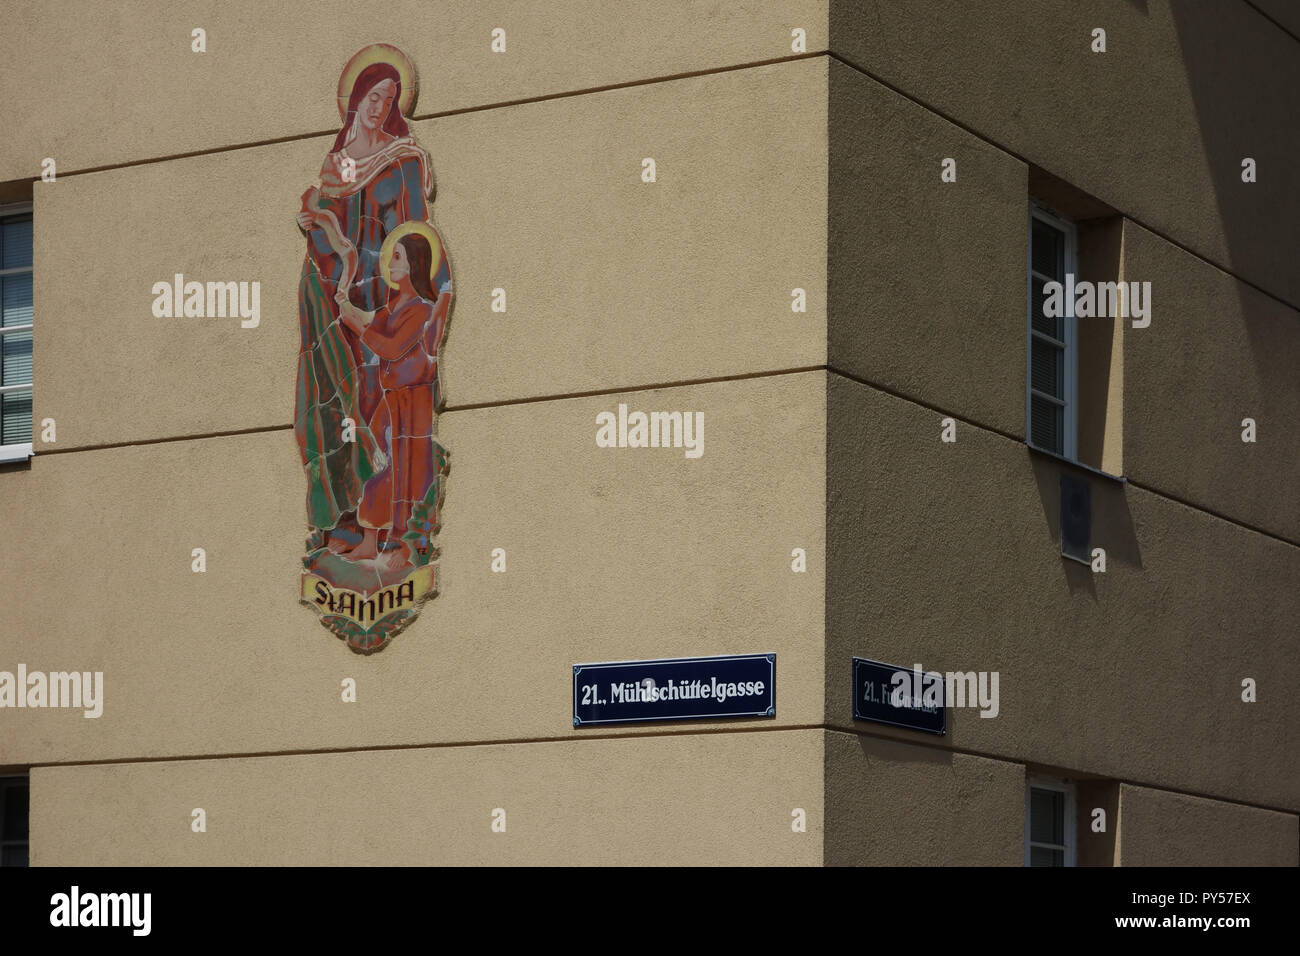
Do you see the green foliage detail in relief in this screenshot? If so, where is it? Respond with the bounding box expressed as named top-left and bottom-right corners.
top-left (302, 529), bottom-right (329, 568)
top-left (321, 609), bottom-right (417, 654)
top-left (401, 474), bottom-right (446, 568)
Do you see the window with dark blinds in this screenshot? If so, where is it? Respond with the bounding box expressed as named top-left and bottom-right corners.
top-left (0, 776), bottom-right (28, 867)
top-left (1026, 776), bottom-right (1076, 867)
top-left (0, 207), bottom-right (34, 456)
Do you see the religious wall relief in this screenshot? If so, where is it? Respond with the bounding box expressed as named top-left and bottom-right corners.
top-left (296, 44), bottom-right (452, 653)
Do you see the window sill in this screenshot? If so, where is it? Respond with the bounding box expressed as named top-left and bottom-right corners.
top-left (0, 443), bottom-right (33, 465)
top-left (1024, 442), bottom-right (1125, 484)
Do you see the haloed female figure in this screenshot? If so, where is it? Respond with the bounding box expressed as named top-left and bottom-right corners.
top-left (295, 50), bottom-right (448, 553)
top-left (336, 229), bottom-right (450, 564)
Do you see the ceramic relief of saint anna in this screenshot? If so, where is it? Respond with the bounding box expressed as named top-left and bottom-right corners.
top-left (296, 43), bottom-right (452, 653)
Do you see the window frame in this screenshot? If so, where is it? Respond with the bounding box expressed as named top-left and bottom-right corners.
top-left (0, 201), bottom-right (34, 464)
top-left (1025, 774), bottom-right (1077, 867)
top-left (0, 774), bottom-right (29, 867)
top-left (1026, 202), bottom-right (1079, 462)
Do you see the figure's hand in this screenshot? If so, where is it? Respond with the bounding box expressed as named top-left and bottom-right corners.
top-left (338, 301), bottom-right (367, 334)
top-left (298, 186), bottom-right (322, 230)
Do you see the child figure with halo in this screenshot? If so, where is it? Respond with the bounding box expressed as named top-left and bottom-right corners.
top-left (334, 221), bottom-right (450, 568)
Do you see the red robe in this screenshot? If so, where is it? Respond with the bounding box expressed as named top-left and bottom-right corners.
top-left (356, 292), bottom-right (449, 539)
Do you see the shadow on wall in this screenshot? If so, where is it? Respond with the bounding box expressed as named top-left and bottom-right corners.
top-left (1029, 452), bottom-right (1142, 601)
top-left (1169, 0), bottom-right (1300, 368)
top-left (856, 732), bottom-right (952, 768)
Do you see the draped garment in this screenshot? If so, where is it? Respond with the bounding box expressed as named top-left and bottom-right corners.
top-left (295, 137), bottom-right (433, 532)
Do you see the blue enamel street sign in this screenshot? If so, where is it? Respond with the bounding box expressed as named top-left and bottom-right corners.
top-left (852, 657), bottom-right (946, 735)
top-left (573, 654), bottom-right (776, 727)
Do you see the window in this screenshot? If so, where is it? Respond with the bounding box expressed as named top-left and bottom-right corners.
top-left (1026, 775), bottom-right (1076, 867)
top-left (0, 776), bottom-right (29, 867)
top-left (0, 203), bottom-right (33, 463)
top-left (1027, 204), bottom-right (1077, 460)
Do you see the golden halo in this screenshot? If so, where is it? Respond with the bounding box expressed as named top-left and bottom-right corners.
top-left (379, 221), bottom-right (443, 291)
top-left (336, 43), bottom-right (416, 120)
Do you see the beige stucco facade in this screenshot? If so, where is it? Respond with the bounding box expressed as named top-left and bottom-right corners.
top-left (32, 731), bottom-right (825, 866)
top-left (1, 1), bottom-right (1295, 866)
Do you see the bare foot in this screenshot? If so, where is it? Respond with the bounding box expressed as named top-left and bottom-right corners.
top-left (342, 528), bottom-right (380, 560)
top-left (374, 552), bottom-right (399, 574)
top-left (377, 543), bottom-right (413, 573)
